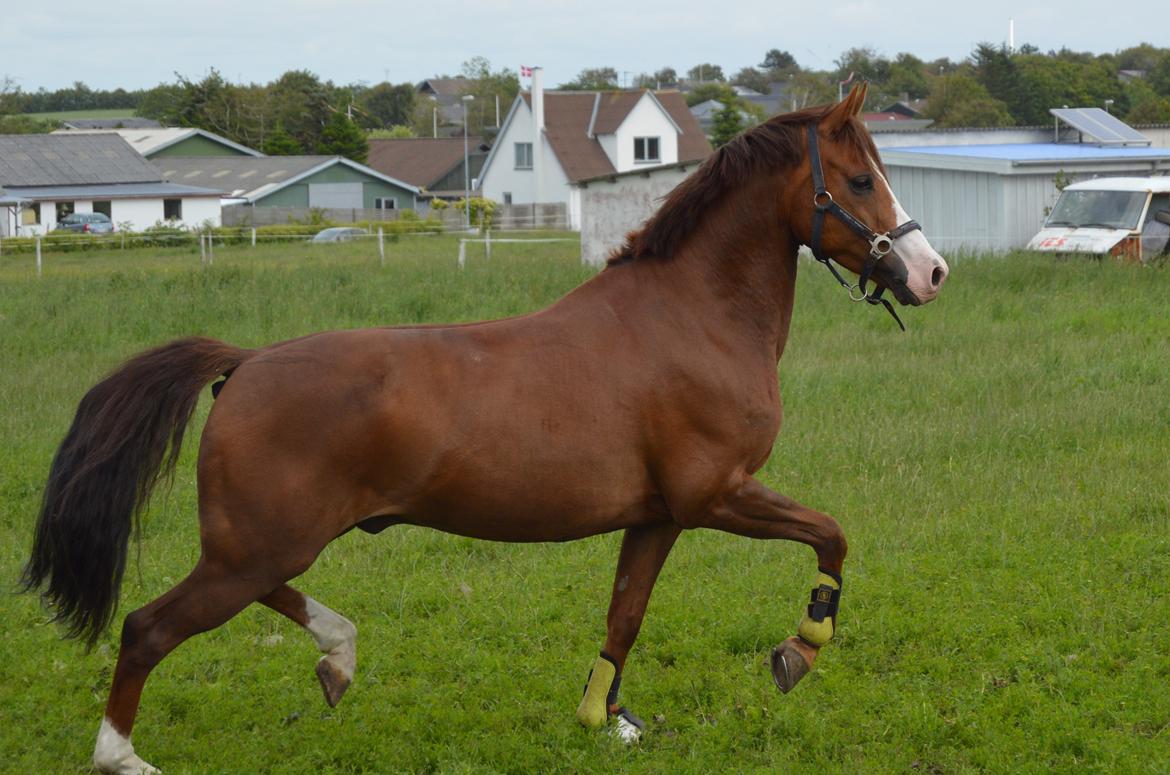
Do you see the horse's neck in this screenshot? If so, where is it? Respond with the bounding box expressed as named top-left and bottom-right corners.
top-left (669, 176), bottom-right (800, 362)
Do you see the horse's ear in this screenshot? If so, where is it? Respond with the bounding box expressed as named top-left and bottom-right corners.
top-left (823, 82), bottom-right (867, 134)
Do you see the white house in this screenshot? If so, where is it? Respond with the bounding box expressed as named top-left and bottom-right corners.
top-left (0, 134), bottom-right (222, 237)
top-left (477, 68), bottom-right (710, 229)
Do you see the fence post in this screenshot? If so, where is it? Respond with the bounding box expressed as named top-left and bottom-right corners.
top-left (378, 228), bottom-right (385, 266)
top-left (485, 229), bottom-right (491, 261)
top-left (35, 237), bottom-right (42, 277)
top-left (458, 239), bottom-right (466, 268)
top-left (200, 233), bottom-right (206, 265)
top-left (251, 227), bottom-right (257, 248)
top-left (208, 232), bottom-right (214, 265)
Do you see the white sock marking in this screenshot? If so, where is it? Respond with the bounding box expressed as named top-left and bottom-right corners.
top-left (93, 717), bottom-right (159, 775)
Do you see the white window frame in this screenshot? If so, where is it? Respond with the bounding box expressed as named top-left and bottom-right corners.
top-left (514, 142), bottom-right (533, 170)
top-left (374, 197), bottom-right (397, 210)
top-left (634, 136), bottom-right (661, 163)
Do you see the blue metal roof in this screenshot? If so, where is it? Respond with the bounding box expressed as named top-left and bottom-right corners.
top-left (892, 143), bottom-right (1170, 162)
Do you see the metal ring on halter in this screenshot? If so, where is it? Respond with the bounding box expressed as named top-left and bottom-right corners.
top-left (848, 284), bottom-right (868, 302)
top-left (813, 190), bottom-right (833, 209)
top-left (869, 234), bottom-right (893, 257)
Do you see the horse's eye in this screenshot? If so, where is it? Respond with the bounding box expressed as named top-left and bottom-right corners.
top-left (850, 175), bottom-right (874, 194)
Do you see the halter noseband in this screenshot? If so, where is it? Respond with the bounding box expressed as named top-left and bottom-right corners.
top-left (806, 123), bottom-right (921, 331)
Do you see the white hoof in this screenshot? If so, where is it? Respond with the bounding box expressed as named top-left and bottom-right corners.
top-left (610, 711), bottom-right (643, 743)
top-left (93, 718), bottom-right (160, 774)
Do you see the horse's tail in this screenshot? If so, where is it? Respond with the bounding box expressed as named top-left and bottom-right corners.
top-left (21, 337), bottom-right (254, 648)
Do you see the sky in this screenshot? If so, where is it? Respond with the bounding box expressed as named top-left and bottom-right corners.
top-left (4, 1), bottom-right (1157, 93)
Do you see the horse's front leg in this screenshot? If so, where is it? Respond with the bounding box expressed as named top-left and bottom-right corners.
top-left (680, 475), bottom-right (847, 693)
top-left (577, 521), bottom-right (681, 741)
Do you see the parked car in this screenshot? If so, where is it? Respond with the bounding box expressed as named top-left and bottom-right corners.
top-left (1028, 177), bottom-right (1170, 263)
top-left (310, 227), bottom-right (367, 243)
top-left (54, 212), bottom-right (115, 234)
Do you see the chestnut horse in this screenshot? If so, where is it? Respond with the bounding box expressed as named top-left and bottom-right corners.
top-left (24, 84), bottom-right (948, 774)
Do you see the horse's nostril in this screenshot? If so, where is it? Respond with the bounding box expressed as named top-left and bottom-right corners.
top-left (931, 266), bottom-right (944, 287)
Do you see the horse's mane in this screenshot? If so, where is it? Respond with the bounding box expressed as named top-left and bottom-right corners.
top-left (607, 105), bottom-right (881, 265)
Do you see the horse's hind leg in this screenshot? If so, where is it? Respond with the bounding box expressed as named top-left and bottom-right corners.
top-left (93, 558), bottom-right (278, 775)
top-left (259, 584), bottom-right (357, 707)
top-left (577, 522), bottom-right (680, 741)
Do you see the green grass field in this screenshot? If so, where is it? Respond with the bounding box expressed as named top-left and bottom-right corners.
top-left (21, 108), bottom-right (139, 121)
top-left (2, 237), bottom-right (1168, 773)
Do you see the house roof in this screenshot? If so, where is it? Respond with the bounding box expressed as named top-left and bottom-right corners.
top-left (53, 127), bottom-right (263, 157)
top-left (418, 78), bottom-right (473, 99)
top-left (881, 143), bottom-right (1170, 174)
top-left (61, 118), bottom-right (162, 130)
top-left (3, 181), bottom-right (223, 201)
top-left (154, 155), bottom-right (420, 201)
top-left (366, 137), bottom-right (489, 188)
top-left (0, 134), bottom-right (162, 187)
top-left (513, 89), bottom-right (710, 182)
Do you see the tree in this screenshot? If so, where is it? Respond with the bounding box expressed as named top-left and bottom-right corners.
top-left (1117, 43), bottom-right (1167, 73)
top-left (136, 82), bottom-right (184, 120)
top-left (925, 73), bottom-right (1013, 127)
top-left (1124, 79), bottom-right (1170, 124)
top-left (316, 111), bottom-right (368, 162)
top-left (886, 53), bottom-right (930, 100)
top-left (560, 67), bottom-right (619, 90)
top-left (710, 102), bottom-right (745, 147)
top-left (732, 67), bottom-right (771, 94)
top-left (835, 47), bottom-right (890, 86)
top-left (654, 67), bottom-right (679, 87)
top-left (261, 124), bottom-right (303, 155)
top-left (458, 57), bottom-right (520, 137)
top-left (358, 82), bottom-right (416, 129)
top-left (267, 69), bottom-right (334, 151)
top-left (686, 63), bottom-right (725, 82)
top-left (760, 49), bottom-right (797, 72)
top-left (0, 114), bottom-right (58, 134)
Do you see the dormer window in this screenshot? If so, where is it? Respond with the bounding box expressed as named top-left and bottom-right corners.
top-left (634, 137), bottom-right (660, 163)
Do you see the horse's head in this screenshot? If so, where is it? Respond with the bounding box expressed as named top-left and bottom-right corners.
top-left (788, 83), bottom-right (948, 307)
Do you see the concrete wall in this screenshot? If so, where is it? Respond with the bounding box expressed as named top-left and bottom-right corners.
top-left (577, 165), bottom-right (694, 266)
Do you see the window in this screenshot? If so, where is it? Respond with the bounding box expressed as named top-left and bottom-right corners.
top-left (56, 201), bottom-right (76, 221)
top-left (93, 201), bottom-right (112, 217)
top-left (514, 142), bottom-right (533, 170)
top-left (163, 199), bottom-right (182, 220)
top-left (503, 192), bottom-right (513, 205)
top-left (374, 197), bottom-right (397, 210)
top-left (634, 137), bottom-right (660, 163)
top-left (21, 203), bottom-right (40, 225)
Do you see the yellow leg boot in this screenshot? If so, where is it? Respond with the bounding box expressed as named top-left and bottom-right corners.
top-left (575, 653), bottom-right (617, 728)
top-left (796, 569), bottom-right (842, 648)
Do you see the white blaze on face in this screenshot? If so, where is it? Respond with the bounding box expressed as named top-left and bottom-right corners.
top-left (870, 155), bottom-right (949, 304)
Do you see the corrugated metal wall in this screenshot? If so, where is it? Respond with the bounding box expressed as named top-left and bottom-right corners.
top-left (886, 166), bottom-right (1008, 252)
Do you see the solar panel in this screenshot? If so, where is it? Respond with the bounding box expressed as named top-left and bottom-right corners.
top-left (1050, 108), bottom-right (1150, 147)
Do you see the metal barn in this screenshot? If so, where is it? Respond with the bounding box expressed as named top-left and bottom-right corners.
top-left (880, 144), bottom-right (1170, 253)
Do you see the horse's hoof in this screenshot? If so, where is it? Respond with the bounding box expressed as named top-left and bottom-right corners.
top-left (611, 714), bottom-right (642, 743)
top-left (770, 639), bottom-right (811, 694)
top-left (316, 657), bottom-right (352, 708)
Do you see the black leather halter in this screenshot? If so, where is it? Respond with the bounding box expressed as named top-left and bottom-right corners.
top-left (806, 123), bottom-right (921, 331)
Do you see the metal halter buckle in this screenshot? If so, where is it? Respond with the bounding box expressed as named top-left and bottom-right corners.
top-left (868, 234), bottom-right (893, 258)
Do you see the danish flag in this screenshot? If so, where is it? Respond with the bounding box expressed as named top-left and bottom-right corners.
top-left (520, 65), bottom-right (533, 77)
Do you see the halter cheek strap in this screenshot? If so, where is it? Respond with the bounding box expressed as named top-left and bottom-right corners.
top-left (806, 123), bottom-right (922, 332)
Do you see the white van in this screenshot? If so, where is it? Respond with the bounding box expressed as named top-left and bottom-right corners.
top-left (1028, 177), bottom-right (1170, 263)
